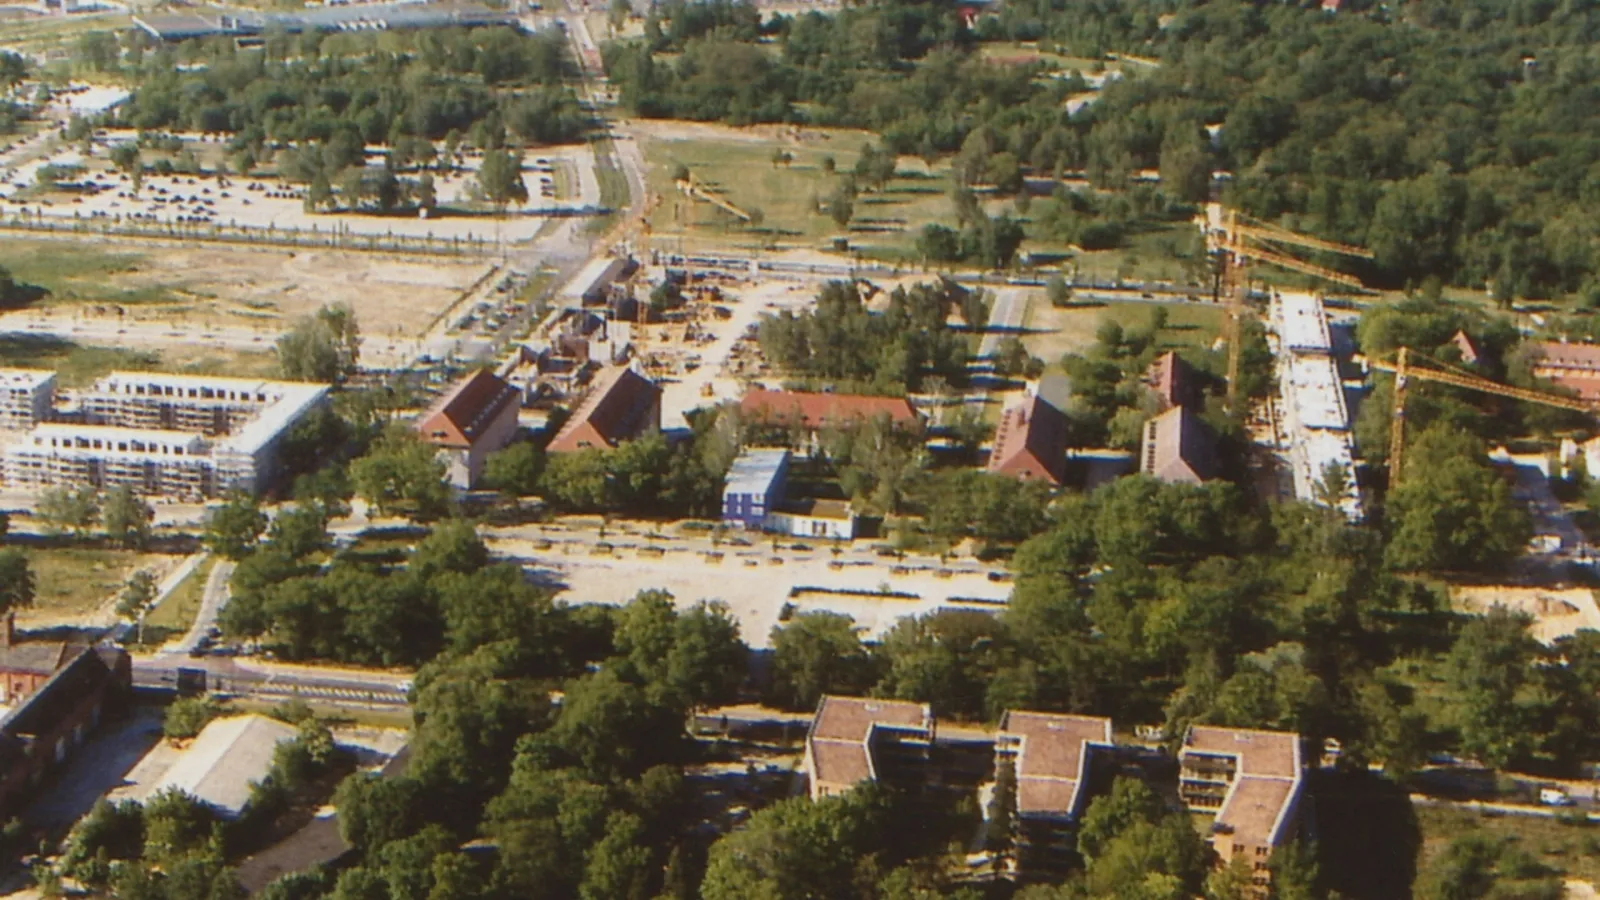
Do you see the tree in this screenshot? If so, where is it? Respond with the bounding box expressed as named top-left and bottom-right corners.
top-left (163, 697), bottom-right (224, 741)
top-left (479, 149), bottom-right (528, 215)
top-left (829, 188), bottom-right (853, 229)
top-left (37, 485), bottom-right (99, 537)
top-left (1385, 426), bottom-right (1529, 573)
top-left (117, 570), bottom-right (158, 644)
top-left (350, 428), bottom-right (450, 520)
top-left (266, 504), bottom-right (330, 561)
top-left (102, 485), bottom-right (154, 549)
top-left (767, 612), bottom-right (874, 710)
top-left (110, 142), bottom-right (141, 177)
top-left (203, 493), bottom-right (267, 561)
top-left (482, 441), bottom-right (544, 498)
top-left (580, 812), bottom-right (652, 900)
top-left (410, 519), bottom-right (489, 582)
top-left (277, 304), bottom-right (362, 384)
top-left (417, 172), bottom-right (437, 212)
top-left (0, 548), bottom-right (34, 616)
top-left (700, 789), bottom-right (892, 900)
top-left (1445, 607), bottom-right (1540, 769)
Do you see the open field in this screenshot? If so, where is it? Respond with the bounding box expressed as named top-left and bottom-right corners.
top-left (0, 237), bottom-right (490, 341)
top-left (1416, 804), bottom-right (1600, 888)
top-left (0, 11), bottom-right (133, 57)
top-left (0, 332), bottom-right (278, 386)
top-left (636, 121), bottom-right (958, 258)
top-left (22, 546), bottom-right (176, 624)
top-left (1022, 298), bottom-right (1227, 363)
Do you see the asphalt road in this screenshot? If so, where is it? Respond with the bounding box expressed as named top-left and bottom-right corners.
top-left (133, 657), bottom-right (410, 707)
top-left (159, 558), bottom-right (235, 658)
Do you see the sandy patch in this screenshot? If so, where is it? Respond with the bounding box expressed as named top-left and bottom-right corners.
top-left (1452, 585), bottom-right (1600, 645)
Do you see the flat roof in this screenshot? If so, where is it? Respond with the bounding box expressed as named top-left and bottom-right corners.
top-left (723, 448), bottom-right (789, 496)
top-left (1274, 291), bottom-right (1332, 355)
top-left (1283, 355), bottom-right (1348, 431)
top-left (0, 368), bottom-right (54, 389)
top-left (1183, 725), bottom-right (1301, 779)
top-left (808, 695), bottom-right (932, 790)
top-left (218, 382), bottom-right (329, 457)
top-left (1183, 725), bottom-right (1305, 852)
top-left (26, 422), bottom-right (207, 446)
top-left (1000, 710), bottom-right (1111, 818)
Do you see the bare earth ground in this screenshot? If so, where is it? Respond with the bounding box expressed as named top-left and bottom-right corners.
top-left (1451, 584), bottom-right (1600, 645)
top-left (2, 242), bottom-right (490, 341)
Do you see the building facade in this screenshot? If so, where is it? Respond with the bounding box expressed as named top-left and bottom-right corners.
top-left (805, 695), bottom-right (934, 800)
top-left (768, 498), bottom-right (857, 540)
top-left (0, 372), bottom-right (329, 498)
top-left (1179, 725), bottom-right (1306, 897)
top-left (0, 369), bottom-right (56, 432)
top-left (547, 366), bottom-right (662, 453)
top-left (721, 449), bottom-right (789, 529)
top-left (0, 643), bottom-right (131, 818)
top-left (415, 369), bottom-right (523, 489)
top-left (996, 711), bottom-right (1113, 874)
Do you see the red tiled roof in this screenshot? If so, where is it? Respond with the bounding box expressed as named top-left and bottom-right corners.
top-left (987, 394), bottom-right (1067, 485)
top-left (416, 369), bottom-right (520, 450)
top-left (1146, 351), bottom-right (1198, 410)
top-left (740, 390), bottom-right (920, 431)
top-left (547, 366), bottom-right (661, 453)
top-left (1141, 405), bottom-right (1217, 484)
top-left (1530, 342), bottom-right (1600, 400)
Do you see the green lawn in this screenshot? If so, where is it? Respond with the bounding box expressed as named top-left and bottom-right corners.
top-left (120, 555), bottom-right (216, 650)
top-left (1023, 298), bottom-right (1227, 364)
top-left (0, 240), bottom-right (192, 308)
top-left (25, 546), bottom-right (173, 618)
top-left (0, 333), bottom-right (277, 387)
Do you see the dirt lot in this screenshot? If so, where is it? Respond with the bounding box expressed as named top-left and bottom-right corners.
top-left (1451, 584), bottom-right (1600, 645)
top-left (2, 239), bottom-right (490, 340)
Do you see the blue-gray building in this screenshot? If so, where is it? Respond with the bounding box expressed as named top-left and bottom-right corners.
top-left (722, 448), bottom-right (789, 529)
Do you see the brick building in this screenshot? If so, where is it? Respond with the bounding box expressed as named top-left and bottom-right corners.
top-left (0, 642), bottom-right (131, 817)
top-left (415, 369), bottom-right (523, 489)
top-left (546, 366), bottom-right (662, 453)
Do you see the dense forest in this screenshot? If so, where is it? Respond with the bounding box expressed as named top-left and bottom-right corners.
top-left (111, 28), bottom-right (585, 183)
top-left (606, 0), bottom-right (1600, 298)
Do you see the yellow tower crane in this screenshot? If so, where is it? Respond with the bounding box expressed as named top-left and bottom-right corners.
top-left (1201, 204), bottom-right (1374, 405)
top-left (1369, 346), bottom-right (1598, 489)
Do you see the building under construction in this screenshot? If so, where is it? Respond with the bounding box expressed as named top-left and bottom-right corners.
top-left (1, 372), bottom-right (330, 499)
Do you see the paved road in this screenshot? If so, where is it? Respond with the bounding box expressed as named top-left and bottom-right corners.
top-left (159, 558), bottom-right (235, 657)
top-left (133, 656), bottom-right (410, 706)
top-left (978, 287), bottom-right (1029, 360)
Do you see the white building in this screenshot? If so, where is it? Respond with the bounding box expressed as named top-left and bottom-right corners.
top-left (1269, 292), bottom-right (1363, 521)
top-left (0, 371), bottom-right (330, 498)
top-left (768, 498), bottom-right (858, 541)
top-left (143, 715), bottom-right (299, 819)
top-left (0, 369), bottom-right (56, 432)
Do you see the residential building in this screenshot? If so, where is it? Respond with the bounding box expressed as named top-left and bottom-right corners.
top-left (134, 2), bottom-right (521, 42)
top-left (0, 614), bottom-right (76, 704)
top-left (1, 371), bottom-right (330, 498)
top-left (144, 715), bottom-right (300, 819)
top-left (1179, 725), bottom-right (1305, 897)
top-left (415, 369), bottom-right (522, 489)
top-left (1140, 405), bottom-right (1217, 484)
top-left (805, 695), bottom-right (934, 800)
top-left (1269, 293), bottom-right (1363, 520)
top-left (996, 711), bottom-right (1113, 872)
top-left (768, 498), bottom-right (857, 540)
top-left (0, 369), bottom-right (56, 431)
top-left (1450, 330), bottom-right (1480, 366)
top-left (721, 449), bottom-right (789, 529)
top-left (1529, 341), bottom-right (1600, 401)
top-left (988, 392), bottom-right (1068, 486)
top-left (1145, 351), bottom-right (1199, 410)
top-left (547, 366), bottom-right (661, 453)
top-left (0, 643), bottom-right (131, 818)
top-left (740, 390), bottom-right (921, 439)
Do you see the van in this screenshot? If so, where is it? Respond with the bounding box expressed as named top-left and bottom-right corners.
top-left (1539, 787), bottom-right (1575, 807)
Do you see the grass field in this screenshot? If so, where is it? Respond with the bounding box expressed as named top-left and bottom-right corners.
top-left (1416, 804), bottom-right (1600, 887)
top-left (1022, 298), bottom-right (1227, 364)
top-left (122, 555), bottom-right (216, 650)
top-left (26, 546), bottom-right (173, 619)
top-left (641, 133), bottom-right (957, 257)
top-left (0, 241), bottom-right (178, 307)
top-left (0, 332), bottom-right (278, 386)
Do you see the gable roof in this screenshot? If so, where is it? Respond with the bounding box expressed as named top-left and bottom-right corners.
top-left (0, 641), bottom-right (73, 677)
top-left (417, 369), bottom-right (520, 449)
top-left (1146, 351), bottom-right (1198, 410)
top-left (547, 366), bottom-right (661, 453)
top-left (987, 393), bottom-right (1068, 485)
top-left (0, 645), bottom-right (124, 742)
top-left (740, 390), bottom-right (920, 431)
top-left (149, 714), bottom-right (299, 818)
top-left (1141, 405), bottom-right (1217, 484)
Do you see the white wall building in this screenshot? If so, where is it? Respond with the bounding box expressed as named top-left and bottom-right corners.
top-left (1269, 292), bottom-right (1363, 521)
top-left (0, 371), bottom-right (329, 498)
top-left (0, 369), bottom-right (56, 432)
top-left (768, 498), bottom-right (858, 541)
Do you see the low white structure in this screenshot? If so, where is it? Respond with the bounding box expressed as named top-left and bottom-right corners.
top-left (1269, 292), bottom-right (1363, 521)
top-left (0, 370), bottom-right (330, 497)
top-left (146, 714), bottom-right (299, 819)
top-left (768, 498), bottom-right (858, 541)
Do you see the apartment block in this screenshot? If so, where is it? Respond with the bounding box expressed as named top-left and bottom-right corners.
top-left (996, 711), bottom-right (1113, 873)
top-left (0, 371), bottom-right (329, 498)
top-left (1179, 725), bottom-right (1306, 896)
top-left (805, 695), bottom-right (934, 800)
top-left (0, 369), bottom-right (56, 432)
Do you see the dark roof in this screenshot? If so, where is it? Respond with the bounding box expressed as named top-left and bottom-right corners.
top-left (987, 394), bottom-right (1068, 485)
top-left (740, 390), bottom-right (920, 430)
top-left (0, 644), bottom-right (124, 740)
top-left (416, 369), bottom-right (520, 450)
top-left (547, 366), bottom-right (661, 452)
top-left (1146, 351), bottom-right (1199, 410)
top-left (1140, 405), bottom-right (1217, 484)
top-left (0, 641), bottom-right (72, 676)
